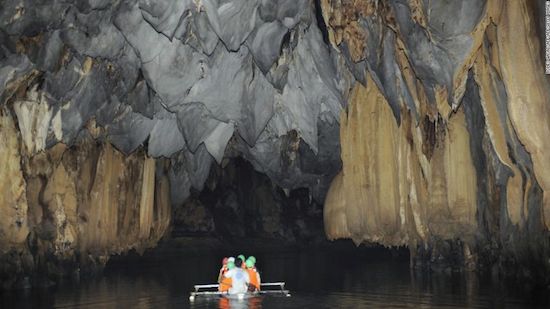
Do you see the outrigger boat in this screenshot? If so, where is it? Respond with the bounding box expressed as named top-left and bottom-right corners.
top-left (189, 282), bottom-right (291, 301)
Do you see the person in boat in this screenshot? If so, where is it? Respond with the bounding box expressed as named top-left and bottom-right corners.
top-left (245, 256), bottom-right (261, 292)
top-left (237, 254), bottom-right (246, 268)
top-left (218, 257), bottom-right (235, 293)
top-left (223, 257), bottom-right (250, 294)
top-left (217, 257), bottom-right (228, 282)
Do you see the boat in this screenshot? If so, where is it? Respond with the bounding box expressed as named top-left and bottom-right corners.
top-left (189, 282), bottom-right (291, 301)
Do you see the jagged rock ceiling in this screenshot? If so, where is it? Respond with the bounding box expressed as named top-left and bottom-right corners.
top-left (0, 0), bottom-right (343, 207)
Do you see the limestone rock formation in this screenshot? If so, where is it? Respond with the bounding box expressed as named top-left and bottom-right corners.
top-left (323, 0), bottom-right (550, 275)
top-left (0, 0), bottom-right (549, 287)
top-left (0, 0), bottom-right (343, 288)
top-left (0, 107), bottom-right (171, 288)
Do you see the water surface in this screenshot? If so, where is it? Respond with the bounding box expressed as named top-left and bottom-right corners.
top-left (1, 243), bottom-right (548, 308)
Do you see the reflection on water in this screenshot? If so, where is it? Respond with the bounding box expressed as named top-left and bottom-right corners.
top-left (1, 244), bottom-right (548, 308)
top-left (216, 295), bottom-right (262, 309)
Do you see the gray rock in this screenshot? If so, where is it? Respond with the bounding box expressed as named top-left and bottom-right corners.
top-left (239, 65), bottom-right (275, 146)
top-left (107, 104), bottom-right (155, 155)
top-left (0, 0), bottom-right (343, 206)
top-left (389, 0), bottom-right (486, 105)
top-left (62, 8), bottom-right (126, 59)
top-left (177, 10), bottom-right (219, 56)
top-left (275, 0), bottom-right (309, 29)
top-left (339, 41), bottom-right (367, 86)
top-left (148, 108), bottom-right (186, 158)
top-left (174, 102), bottom-right (223, 153)
top-left (203, 121), bottom-right (234, 164)
top-left (36, 30), bottom-right (63, 72)
top-left (280, 24), bottom-right (342, 154)
top-left (139, 0), bottom-right (195, 40)
top-left (183, 45), bottom-right (249, 122)
top-left (202, 0), bottom-right (259, 51)
top-left (247, 21), bottom-right (288, 74)
top-left (0, 0), bottom-right (69, 36)
top-left (0, 54), bottom-right (33, 102)
top-left (126, 80), bottom-right (152, 118)
top-left (365, 27), bottom-right (416, 122)
top-left (115, 2), bottom-right (206, 108)
top-left (60, 60), bottom-right (110, 143)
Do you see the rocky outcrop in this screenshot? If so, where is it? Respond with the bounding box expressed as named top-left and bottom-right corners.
top-left (323, 0), bottom-right (550, 277)
top-left (0, 107), bottom-right (170, 288)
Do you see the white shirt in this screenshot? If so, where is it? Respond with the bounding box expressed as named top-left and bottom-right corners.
top-left (224, 268), bottom-right (250, 294)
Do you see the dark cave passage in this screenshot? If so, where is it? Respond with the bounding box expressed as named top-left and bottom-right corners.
top-left (172, 157), bottom-right (327, 245)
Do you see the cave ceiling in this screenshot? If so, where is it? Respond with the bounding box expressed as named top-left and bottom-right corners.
top-left (1, 0), bottom-right (549, 210)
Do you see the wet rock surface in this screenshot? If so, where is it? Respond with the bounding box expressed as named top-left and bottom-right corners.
top-left (0, 108), bottom-right (171, 289)
top-left (322, 0), bottom-right (550, 281)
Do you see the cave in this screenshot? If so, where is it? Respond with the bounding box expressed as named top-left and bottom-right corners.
top-left (1, 0), bottom-right (550, 307)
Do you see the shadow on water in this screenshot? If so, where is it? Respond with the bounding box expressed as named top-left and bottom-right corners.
top-left (1, 239), bottom-right (549, 308)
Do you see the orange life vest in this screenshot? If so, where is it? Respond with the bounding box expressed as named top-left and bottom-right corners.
top-left (219, 276), bottom-right (232, 292)
top-left (246, 268), bottom-right (260, 291)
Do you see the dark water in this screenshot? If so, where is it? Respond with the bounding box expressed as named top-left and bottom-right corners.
top-left (1, 244), bottom-right (548, 308)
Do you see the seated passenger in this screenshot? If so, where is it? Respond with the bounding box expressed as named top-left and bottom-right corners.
top-left (237, 254), bottom-right (246, 269)
top-left (217, 257), bottom-right (229, 283)
top-left (245, 257), bottom-right (261, 292)
top-left (218, 257), bottom-right (235, 293)
top-left (224, 258), bottom-right (250, 294)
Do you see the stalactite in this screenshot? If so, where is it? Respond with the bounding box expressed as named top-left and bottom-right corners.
top-left (0, 107), bottom-right (171, 287)
top-left (323, 0), bottom-right (550, 272)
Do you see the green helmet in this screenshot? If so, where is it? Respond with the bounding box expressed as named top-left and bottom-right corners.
top-left (248, 256), bottom-right (256, 263)
top-left (245, 259), bottom-right (255, 268)
top-left (237, 254), bottom-right (245, 262)
top-left (227, 261), bottom-right (235, 270)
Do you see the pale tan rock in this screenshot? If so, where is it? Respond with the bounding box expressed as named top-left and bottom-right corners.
top-left (0, 109), bottom-right (29, 253)
top-left (496, 0), bottom-right (550, 229)
top-left (43, 163), bottom-right (78, 258)
top-left (139, 157), bottom-right (156, 240)
top-left (325, 73), bottom-right (477, 246)
top-left (472, 45), bottom-right (525, 227)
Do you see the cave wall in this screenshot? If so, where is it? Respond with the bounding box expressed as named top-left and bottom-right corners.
top-left (0, 0), bottom-right (342, 288)
top-left (0, 106), bottom-right (170, 288)
top-left (0, 0), bottom-right (549, 286)
top-left (0, 0), bottom-right (343, 206)
top-left (322, 0), bottom-right (550, 274)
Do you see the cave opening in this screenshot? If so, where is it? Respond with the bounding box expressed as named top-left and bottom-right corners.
top-left (172, 157), bottom-right (326, 245)
top-left (164, 154), bottom-right (412, 265)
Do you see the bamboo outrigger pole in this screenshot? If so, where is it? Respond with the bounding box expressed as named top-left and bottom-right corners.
top-left (189, 282), bottom-right (291, 301)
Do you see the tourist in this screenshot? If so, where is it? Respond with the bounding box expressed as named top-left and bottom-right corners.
top-left (224, 257), bottom-right (250, 294)
top-left (245, 256), bottom-right (261, 292)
